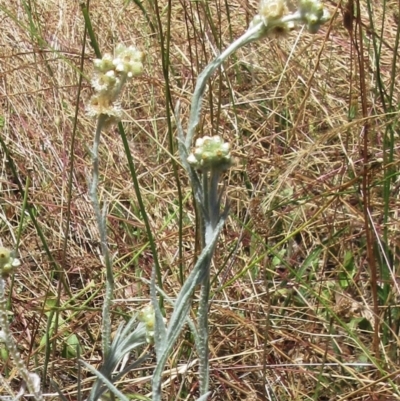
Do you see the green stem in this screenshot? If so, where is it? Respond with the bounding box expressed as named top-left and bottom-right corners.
top-left (118, 123), bottom-right (163, 295)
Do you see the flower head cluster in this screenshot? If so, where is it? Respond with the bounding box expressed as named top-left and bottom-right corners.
top-left (0, 247), bottom-right (20, 278)
top-left (187, 135), bottom-right (232, 173)
top-left (249, 0), bottom-right (330, 38)
top-left (87, 44), bottom-right (145, 125)
top-left (138, 305), bottom-right (156, 344)
top-left (111, 44), bottom-right (144, 78)
top-left (258, 0), bottom-right (294, 35)
top-left (298, 0), bottom-right (330, 33)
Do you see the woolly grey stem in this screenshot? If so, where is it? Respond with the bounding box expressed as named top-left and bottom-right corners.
top-left (181, 21), bottom-right (265, 401)
top-left (185, 12), bottom-right (311, 150)
top-left (0, 278), bottom-right (43, 401)
top-left (185, 21), bottom-right (263, 149)
top-left (197, 269), bottom-right (210, 397)
top-left (202, 172), bottom-right (210, 246)
top-left (208, 171), bottom-right (221, 233)
top-left (177, 7), bottom-right (329, 399)
top-left (151, 217), bottom-right (226, 400)
top-left (198, 168), bottom-right (221, 398)
top-left (89, 114), bottom-right (114, 358)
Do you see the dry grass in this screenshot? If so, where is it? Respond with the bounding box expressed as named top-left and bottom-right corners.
top-left (1, 0), bottom-right (400, 400)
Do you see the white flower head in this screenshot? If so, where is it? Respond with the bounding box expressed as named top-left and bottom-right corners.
top-left (0, 330), bottom-right (7, 342)
top-left (138, 304), bottom-right (155, 333)
top-left (250, 0), bottom-right (295, 38)
top-left (259, 0), bottom-right (288, 23)
top-left (93, 54), bottom-right (114, 73)
top-left (138, 305), bottom-right (157, 344)
top-left (87, 94), bottom-right (122, 118)
top-left (188, 135), bottom-right (232, 172)
top-left (298, 0), bottom-right (331, 33)
top-left (113, 44), bottom-right (145, 78)
top-left (91, 70), bottom-right (119, 93)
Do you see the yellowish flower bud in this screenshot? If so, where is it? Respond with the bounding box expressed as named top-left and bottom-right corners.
top-left (0, 247), bottom-right (21, 278)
